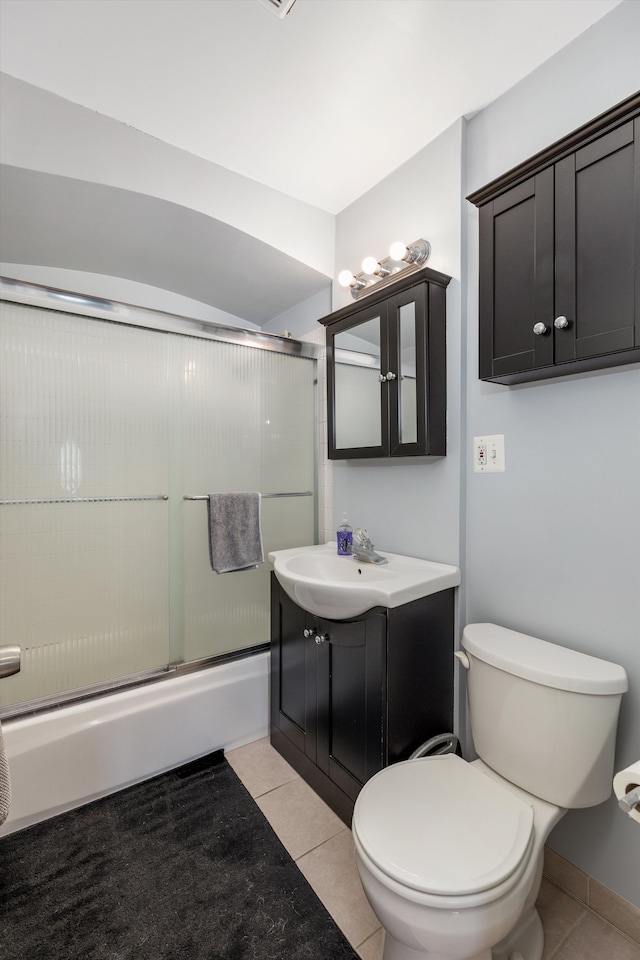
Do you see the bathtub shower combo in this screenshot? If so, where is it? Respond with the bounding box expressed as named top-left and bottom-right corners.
top-left (0, 279), bottom-right (318, 834)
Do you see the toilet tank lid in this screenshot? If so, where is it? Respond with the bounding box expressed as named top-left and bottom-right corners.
top-left (462, 624), bottom-right (628, 695)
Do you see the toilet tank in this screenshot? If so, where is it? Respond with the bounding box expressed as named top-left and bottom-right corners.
top-left (461, 624), bottom-right (628, 808)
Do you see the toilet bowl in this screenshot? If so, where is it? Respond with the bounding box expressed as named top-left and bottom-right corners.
top-left (353, 755), bottom-right (562, 960)
top-left (351, 623), bottom-right (628, 960)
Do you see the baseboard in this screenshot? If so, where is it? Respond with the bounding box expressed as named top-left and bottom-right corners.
top-left (543, 846), bottom-right (640, 945)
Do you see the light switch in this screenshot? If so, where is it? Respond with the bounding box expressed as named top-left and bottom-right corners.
top-left (473, 435), bottom-right (505, 473)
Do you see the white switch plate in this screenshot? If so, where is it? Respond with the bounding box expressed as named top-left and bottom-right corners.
top-left (473, 435), bottom-right (505, 473)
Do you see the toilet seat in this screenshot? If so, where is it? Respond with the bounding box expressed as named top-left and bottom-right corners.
top-left (353, 754), bottom-right (534, 898)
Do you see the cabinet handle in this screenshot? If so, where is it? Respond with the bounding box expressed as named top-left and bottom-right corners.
top-left (315, 633), bottom-right (329, 645)
top-left (377, 373), bottom-right (387, 383)
top-left (303, 628), bottom-right (316, 638)
top-left (554, 315), bottom-right (570, 330)
top-left (533, 322), bottom-right (548, 336)
top-left (385, 371), bottom-right (397, 380)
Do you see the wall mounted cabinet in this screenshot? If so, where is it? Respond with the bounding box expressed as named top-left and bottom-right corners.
top-left (319, 266), bottom-right (451, 459)
top-left (468, 92), bottom-right (640, 385)
top-left (269, 574), bottom-right (455, 824)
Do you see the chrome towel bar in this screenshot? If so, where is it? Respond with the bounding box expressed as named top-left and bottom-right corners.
top-left (0, 495), bottom-right (169, 505)
top-left (184, 492), bottom-right (312, 500)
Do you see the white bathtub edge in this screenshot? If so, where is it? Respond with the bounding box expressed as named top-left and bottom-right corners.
top-left (0, 652), bottom-right (269, 836)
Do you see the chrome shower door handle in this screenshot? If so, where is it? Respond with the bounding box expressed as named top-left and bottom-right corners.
top-left (0, 645), bottom-right (21, 678)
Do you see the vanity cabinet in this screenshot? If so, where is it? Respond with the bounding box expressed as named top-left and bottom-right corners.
top-left (468, 92), bottom-right (640, 384)
top-left (319, 266), bottom-right (451, 459)
top-left (270, 574), bottom-right (454, 824)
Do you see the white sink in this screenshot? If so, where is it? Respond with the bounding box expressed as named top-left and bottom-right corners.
top-left (268, 542), bottom-right (461, 620)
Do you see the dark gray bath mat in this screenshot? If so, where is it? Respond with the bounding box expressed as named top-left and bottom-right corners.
top-left (0, 751), bottom-right (361, 959)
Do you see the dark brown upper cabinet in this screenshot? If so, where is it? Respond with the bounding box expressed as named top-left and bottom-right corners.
top-left (319, 266), bottom-right (451, 459)
top-left (468, 92), bottom-right (640, 385)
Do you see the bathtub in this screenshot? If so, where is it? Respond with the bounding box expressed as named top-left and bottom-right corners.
top-left (0, 652), bottom-right (269, 836)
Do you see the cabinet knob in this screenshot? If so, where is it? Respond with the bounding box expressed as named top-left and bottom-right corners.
top-left (315, 633), bottom-right (329, 645)
top-left (533, 322), bottom-right (548, 336)
top-left (377, 373), bottom-right (387, 383)
top-left (303, 628), bottom-right (316, 638)
top-left (554, 315), bottom-right (570, 330)
top-left (385, 371), bottom-right (397, 380)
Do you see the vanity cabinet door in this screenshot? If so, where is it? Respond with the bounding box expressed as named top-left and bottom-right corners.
top-left (270, 577), bottom-right (317, 762)
top-left (315, 613), bottom-right (386, 801)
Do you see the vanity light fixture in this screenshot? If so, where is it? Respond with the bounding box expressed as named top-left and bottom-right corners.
top-left (338, 239), bottom-right (431, 299)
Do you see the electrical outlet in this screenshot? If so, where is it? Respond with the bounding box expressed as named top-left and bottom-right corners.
top-left (473, 435), bottom-right (505, 473)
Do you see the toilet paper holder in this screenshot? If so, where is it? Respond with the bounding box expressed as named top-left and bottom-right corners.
top-left (618, 786), bottom-right (640, 814)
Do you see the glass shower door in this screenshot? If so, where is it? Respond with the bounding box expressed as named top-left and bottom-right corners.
top-left (177, 335), bottom-right (316, 663)
top-left (0, 297), bottom-right (316, 714)
top-left (0, 303), bottom-right (172, 708)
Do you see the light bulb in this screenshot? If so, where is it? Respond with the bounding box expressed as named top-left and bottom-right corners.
top-left (361, 256), bottom-right (379, 275)
top-left (338, 269), bottom-right (355, 288)
top-left (389, 241), bottom-right (408, 261)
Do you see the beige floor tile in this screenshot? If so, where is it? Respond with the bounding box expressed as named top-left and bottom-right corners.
top-left (536, 878), bottom-right (587, 959)
top-left (357, 927), bottom-right (384, 960)
top-left (553, 912), bottom-right (640, 960)
top-left (228, 743), bottom-right (635, 960)
top-left (297, 829), bottom-right (380, 949)
top-left (256, 776), bottom-right (345, 860)
top-left (226, 736), bottom-right (297, 798)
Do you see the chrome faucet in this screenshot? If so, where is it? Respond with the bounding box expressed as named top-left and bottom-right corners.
top-left (350, 528), bottom-right (388, 565)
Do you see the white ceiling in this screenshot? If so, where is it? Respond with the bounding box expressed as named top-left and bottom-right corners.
top-left (0, 0), bottom-right (622, 214)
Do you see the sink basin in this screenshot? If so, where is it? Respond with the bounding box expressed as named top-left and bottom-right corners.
top-left (268, 542), bottom-right (461, 620)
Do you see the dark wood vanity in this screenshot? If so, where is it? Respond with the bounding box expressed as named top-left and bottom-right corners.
top-left (270, 574), bottom-right (455, 824)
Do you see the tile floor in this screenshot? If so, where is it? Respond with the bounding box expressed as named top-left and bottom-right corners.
top-left (227, 737), bottom-right (640, 960)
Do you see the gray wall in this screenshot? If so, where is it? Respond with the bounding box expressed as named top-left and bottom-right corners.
top-left (329, 0), bottom-right (639, 905)
top-left (465, 0), bottom-right (640, 903)
top-left (333, 119), bottom-right (465, 569)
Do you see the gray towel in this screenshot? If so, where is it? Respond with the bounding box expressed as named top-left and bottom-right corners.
top-left (0, 720), bottom-right (11, 826)
top-left (207, 492), bottom-right (264, 574)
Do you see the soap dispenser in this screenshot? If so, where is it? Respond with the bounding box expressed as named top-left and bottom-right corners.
top-left (337, 514), bottom-right (353, 556)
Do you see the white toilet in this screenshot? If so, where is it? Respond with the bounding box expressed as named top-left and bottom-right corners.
top-left (352, 623), bottom-right (628, 960)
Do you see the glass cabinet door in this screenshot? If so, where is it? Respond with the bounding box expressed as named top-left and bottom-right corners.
top-left (387, 284), bottom-right (427, 455)
top-left (330, 308), bottom-right (387, 457)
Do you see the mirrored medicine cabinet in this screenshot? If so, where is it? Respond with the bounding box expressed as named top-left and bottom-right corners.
top-left (319, 266), bottom-right (451, 460)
